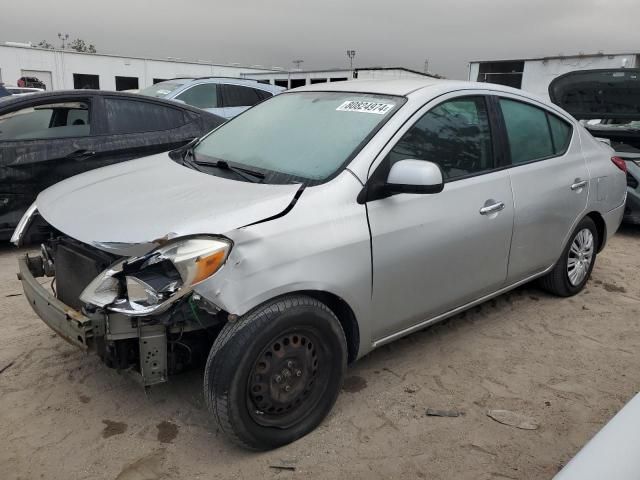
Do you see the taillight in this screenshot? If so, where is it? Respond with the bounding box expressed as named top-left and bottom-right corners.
top-left (611, 156), bottom-right (627, 173)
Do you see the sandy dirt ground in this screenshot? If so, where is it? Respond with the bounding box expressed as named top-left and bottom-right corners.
top-left (1, 225), bottom-right (639, 480)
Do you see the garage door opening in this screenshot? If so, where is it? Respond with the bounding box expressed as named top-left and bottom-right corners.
top-left (73, 74), bottom-right (100, 90)
top-left (20, 70), bottom-right (53, 90)
top-left (290, 79), bottom-right (306, 88)
top-left (115, 76), bottom-right (139, 91)
top-left (477, 61), bottom-right (524, 89)
top-left (153, 78), bottom-right (168, 84)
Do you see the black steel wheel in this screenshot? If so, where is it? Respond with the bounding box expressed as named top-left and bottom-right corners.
top-left (204, 295), bottom-right (347, 450)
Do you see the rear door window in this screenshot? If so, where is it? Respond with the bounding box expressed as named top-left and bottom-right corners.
top-left (253, 88), bottom-right (273, 101)
top-left (174, 84), bottom-right (218, 109)
top-left (104, 98), bottom-right (187, 134)
top-left (221, 84), bottom-right (261, 107)
top-left (500, 99), bottom-right (555, 164)
top-left (0, 101), bottom-right (90, 140)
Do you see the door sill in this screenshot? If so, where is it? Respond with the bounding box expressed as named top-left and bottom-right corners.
top-left (371, 265), bottom-right (554, 348)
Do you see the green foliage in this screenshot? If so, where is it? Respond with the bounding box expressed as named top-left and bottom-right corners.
top-left (36, 40), bottom-right (54, 49)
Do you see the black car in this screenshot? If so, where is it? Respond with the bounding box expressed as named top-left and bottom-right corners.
top-left (0, 90), bottom-right (224, 239)
top-left (17, 76), bottom-right (47, 90)
top-left (549, 69), bottom-right (640, 224)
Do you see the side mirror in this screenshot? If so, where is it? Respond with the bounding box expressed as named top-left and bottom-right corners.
top-left (385, 159), bottom-right (444, 195)
top-left (357, 159), bottom-right (444, 204)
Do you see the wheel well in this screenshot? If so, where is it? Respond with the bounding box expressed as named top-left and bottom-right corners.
top-left (300, 291), bottom-right (360, 364)
top-left (586, 211), bottom-right (606, 252)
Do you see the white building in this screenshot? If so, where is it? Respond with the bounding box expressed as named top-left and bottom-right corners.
top-left (0, 43), bottom-right (276, 91)
top-left (469, 52), bottom-right (639, 100)
top-left (242, 67), bottom-right (441, 89)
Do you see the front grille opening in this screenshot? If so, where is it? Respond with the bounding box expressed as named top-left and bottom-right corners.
top-left (50, 237), bottom-right (120, 310)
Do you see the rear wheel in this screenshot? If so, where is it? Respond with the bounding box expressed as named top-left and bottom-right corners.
top-left (204, 295), bottom-right (347, 450)
top-left (539, 216), bottom-right (598, 296)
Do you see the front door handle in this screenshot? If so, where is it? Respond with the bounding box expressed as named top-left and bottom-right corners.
top-left (479, 201), bottom-right (505, 215)
top-left (571, 179), bottom-right (588, 191)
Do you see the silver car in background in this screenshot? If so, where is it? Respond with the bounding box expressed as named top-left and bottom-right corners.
top-left (139, 77), bottom-right (283, 118)
top-left (13, 79), bottom-right (627, 450)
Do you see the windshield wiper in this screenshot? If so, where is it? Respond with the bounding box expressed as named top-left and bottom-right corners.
top-left (194, 159), bottom-right (265, 183)
top-left (181, 142), bottom-right (204, 172)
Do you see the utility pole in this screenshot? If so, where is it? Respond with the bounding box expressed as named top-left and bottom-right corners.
top-left (58, 33), bottom-right (69, 49)
top-left (424, 59), bottom-right (429, 74)
top-left (346, 50), bottom-right (356, 73)
top-left (292, 59), bottom-right (304, 70)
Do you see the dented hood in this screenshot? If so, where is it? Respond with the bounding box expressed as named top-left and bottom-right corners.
top-left (36, 152), bottom-right (301, 254)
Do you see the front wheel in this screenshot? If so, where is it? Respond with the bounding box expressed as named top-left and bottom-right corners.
top-left (539, 216), bottom-right (598, 297)
top-left (204, 295), bottom-right (347, 450)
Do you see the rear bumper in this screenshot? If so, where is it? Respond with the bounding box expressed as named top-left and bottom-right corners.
top-left (600, 199), bottom-right (626, 251)
top-left (18, 254), bottom-right (94, 351)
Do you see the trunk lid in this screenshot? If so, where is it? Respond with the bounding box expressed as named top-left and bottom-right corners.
top-left (548, 68), bottom-right (640, 121)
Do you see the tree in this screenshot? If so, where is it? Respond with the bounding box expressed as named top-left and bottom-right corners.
top-left (33, 37), bottom-right (97, 53)
top-left (68, 38), bottom-right (97, 53)
top-left (36, 40), bottom-right (54, 49)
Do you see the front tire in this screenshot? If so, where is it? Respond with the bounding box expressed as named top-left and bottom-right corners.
top-left (204, 295), bottom-right (347, 450)
top-left (539, 216), bottom-right (598, 297)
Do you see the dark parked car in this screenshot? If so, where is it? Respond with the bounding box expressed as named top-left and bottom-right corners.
top-left (0, 90), bottom-right (224, 239)
top-left (549, 69), bottom-right (640, 224)
top-left (0, 84), bottom-right (10, 99)
top-left (17, 76), bottom-right (47, 90)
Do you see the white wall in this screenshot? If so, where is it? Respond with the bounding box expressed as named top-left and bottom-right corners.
top-left (0, 45), bottom-right (273, 90)
top-left (469, 54), bottom-right (638, 101)
top-left (243, 68), bottom-right (431, 88)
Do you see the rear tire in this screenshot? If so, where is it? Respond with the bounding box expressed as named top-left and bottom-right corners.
top-left (204, 294), bottom-right (347, 450)
top-left (539, 216), bottom-right (598, 297)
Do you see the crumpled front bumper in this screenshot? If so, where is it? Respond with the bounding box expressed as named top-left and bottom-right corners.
top-left (17, 254), bottom-right (96, 351)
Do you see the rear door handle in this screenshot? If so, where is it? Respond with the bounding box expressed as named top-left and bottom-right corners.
top-left (479, 201), bottom-right (505, 215)
top-left (571, 179), bottom-right (587, 191)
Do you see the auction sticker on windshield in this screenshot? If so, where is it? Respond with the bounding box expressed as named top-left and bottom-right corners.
top-left (336, 100), bottom-right (394, 115)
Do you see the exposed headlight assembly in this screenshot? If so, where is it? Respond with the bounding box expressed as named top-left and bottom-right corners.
top-left (80, 236), bottom-right (231, 316)
top-left (11, 202), bottom-right (37, 246)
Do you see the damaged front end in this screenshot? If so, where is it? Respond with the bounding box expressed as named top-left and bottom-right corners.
top-left (16, 215), bottom-right (232, 387)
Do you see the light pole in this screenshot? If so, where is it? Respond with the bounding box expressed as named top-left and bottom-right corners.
top-left (57, 33), bottom-right (69, 49)
top-left (292, 59), bottom-right (304, 71)
top-left (346, 50), bottom-right (356, 73)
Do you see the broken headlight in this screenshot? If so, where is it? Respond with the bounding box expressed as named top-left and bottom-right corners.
top-left (80, 236), bottom-right (231, 316)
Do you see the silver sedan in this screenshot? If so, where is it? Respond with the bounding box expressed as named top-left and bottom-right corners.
top-left (13, 79), bottom-right (627, 449)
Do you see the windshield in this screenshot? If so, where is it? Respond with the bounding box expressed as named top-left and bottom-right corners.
top-left (139, 80), bottom-right (189, 98)
top-left (193, 91), bottom-right (403, 183)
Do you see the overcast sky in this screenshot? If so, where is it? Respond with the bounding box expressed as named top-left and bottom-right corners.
top-left (1, 0), bottom-right (638, 78)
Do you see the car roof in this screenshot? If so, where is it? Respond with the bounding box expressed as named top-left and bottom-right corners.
top-left (163, 76), bottom-right (280, 86)
top-left (0, 89), bottom-right (225, 119)
top-left (290, 78), bottom-right (537, 98)
top-left (290, 78), bottom-right (447, 96)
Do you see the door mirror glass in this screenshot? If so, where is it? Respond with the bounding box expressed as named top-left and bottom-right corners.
top-left (386, 159), bottom-right (444, 194)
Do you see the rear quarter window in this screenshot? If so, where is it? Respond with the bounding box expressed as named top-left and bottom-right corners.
top-left (104, 98), bottom-right (187, 134)
top-left (548, 114), bottom-right (573, 154)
